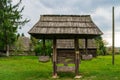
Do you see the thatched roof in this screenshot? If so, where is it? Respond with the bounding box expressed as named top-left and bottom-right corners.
top-left (29, 15), bottom-right (103, 39)
top-left (57, 39), bottom-right (97, 49)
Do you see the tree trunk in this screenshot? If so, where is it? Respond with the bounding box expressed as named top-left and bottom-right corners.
top-left (6, 44), bottom-right (9, 57)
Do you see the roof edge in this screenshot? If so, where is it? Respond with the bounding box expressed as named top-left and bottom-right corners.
top-left (41, 14), bottom-right (90, 17)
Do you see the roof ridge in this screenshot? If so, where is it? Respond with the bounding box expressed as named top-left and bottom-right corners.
top-left (41, 15), bottom-right (90, 17)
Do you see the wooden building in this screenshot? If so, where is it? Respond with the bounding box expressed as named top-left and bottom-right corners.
top-left (57, 39), bottom-right (97, 58)
top-left (28, 15), bottom-right (103, 78)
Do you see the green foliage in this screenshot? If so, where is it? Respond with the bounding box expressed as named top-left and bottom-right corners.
top-left (30, 36), bottom-right (40, 56)
top-left (30, 36), bottom-right (52, 56)
top-left (17, 33), bottom-right (20, 39)
top-left (1, 55), bottom-right (120, 80)
top-left (45, 40), bottom-right (52, 56)
top-left (11, 36), bottom-right (32, 55)
top-left (34, 43), bottom-right (42, 55)
top-left (107, 47), bottom-right (120, 55)
top-left (33, 40), bottom-right (52, 56)
top-left (95, 36), bottom-right (107, 55)
top-left (14, 36), bottom-right (25, 54)
top-left (30, 36), bottom-right (39, 48)
top-left (0, 41), bottom-right (5, 50)
top-left (21, 33), bottom-right (25, 37)
top-left (0, 0), bottom-right (29, 56)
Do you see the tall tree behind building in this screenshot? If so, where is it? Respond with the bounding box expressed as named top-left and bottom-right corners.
top-left (0, 0), bottom-right (29, 56)
top-left (95, 36), bottom-right (107, 55)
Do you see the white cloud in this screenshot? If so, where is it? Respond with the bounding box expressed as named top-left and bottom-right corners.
top-left (91, 6), bottom-right (120, 47)
top-left (12, 0), bottom-right (19, 5)
top-left (115, 6), bottom-right (120, 31)
top-left (91, 7), bottom-right (112, 31)
top-left (12, 0), bottom-right (120, 47)
top-left (17, 0), bottom-right (54, 37)
top-left (103, 32), bottom-right (120, 47)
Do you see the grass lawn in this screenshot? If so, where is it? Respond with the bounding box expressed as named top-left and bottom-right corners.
top-left (0, 55), bottom-right (120, 80)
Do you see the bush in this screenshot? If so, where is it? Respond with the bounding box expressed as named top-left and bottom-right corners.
top-left (34, 44), bottom-right (42, 56)
top-left (34, 40), bottom-right (52, 56)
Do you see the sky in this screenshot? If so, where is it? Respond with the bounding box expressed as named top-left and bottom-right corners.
top-left (13, 0), bottom-right (120, 47)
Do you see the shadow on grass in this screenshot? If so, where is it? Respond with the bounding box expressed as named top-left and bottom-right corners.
top-left (17, 70), bottom-right (76, 79)
top-left (57, 72), bottom-right (75, 78)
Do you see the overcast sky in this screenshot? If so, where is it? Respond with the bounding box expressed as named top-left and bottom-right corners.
top-left (13, 0), bottom-right (120, 47)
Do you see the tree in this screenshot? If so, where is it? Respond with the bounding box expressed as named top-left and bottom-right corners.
top-left (14, 36), bottom-right (25, 54)
top-left (0, 41), bottom-right (5, 51)
top-left (31, 37), bottom-right (52, 56)
top-left (30, 36), bottom-right (40, 56)
top-left (45, 40), bottom-right (52, 56)
top-left (30, 36), bottom-right (39, 47)
top-left (0, 0), bottom-right (29, 56)
top-left (21, 33), bottom-right (25, 37)
top-left (17, 33), bottom-right (20, 39)
top-left (95, 36), bottom-right (107, 55)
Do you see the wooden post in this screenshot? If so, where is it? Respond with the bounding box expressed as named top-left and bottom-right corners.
top-left (74, 38), bottom-right (80, 78)
top-left (43, 38), bottom-right (45, 56)
top-left (85, 38), bottom-right (88, 55)
top-left (112, 6), bottom-right (115, 65)
top-left (52, 38), bottom-right (57, 78)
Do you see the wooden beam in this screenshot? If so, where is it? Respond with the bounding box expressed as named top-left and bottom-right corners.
top-left (74, 38), bottom-right (80, 76)
top-left (85, 38), bottom-right (88, 54)
top-left (43, 38), bottom-right (45, 56)
top-left (112, 6), bottom-right (115, 65)
top-left (53, 38), bottom-right (57, 77)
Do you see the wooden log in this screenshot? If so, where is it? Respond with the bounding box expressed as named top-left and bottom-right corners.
top-left (53, 38), bottom-right (57, 76)
top-left (43, 38), bottom-right (45, 56)
top-left (74, 38), bottom-right (80, 76)
top-left (57, 66), bottom-right (75, 72)
top-left (85, 38), bottom-right (88, 54)
top-left (112, 6), bottom-right (115, 65)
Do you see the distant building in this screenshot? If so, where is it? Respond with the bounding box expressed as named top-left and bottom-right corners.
top-left (57, 39), bottom-right (97, 57)
top-left (9, 36), bottom-right (33, 55)
top-left (18, 36), bottom-right (31, 51)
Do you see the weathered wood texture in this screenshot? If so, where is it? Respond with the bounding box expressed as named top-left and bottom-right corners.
top-left (29, 15), bottom-right (103, 39)
top-left (57, 66), bottom-right (75, 72)
top-left (39, 56), bottom-right (50, 62)
top-left (80, 49), bottom-right (97, 57)
top-left (57, 50), bottom-right (75, 64)
top-left (82, 54), bottom-right (93, 60)
top-left (112, 7), bottom-right (115, 65)
top-left (57, 49), bottom-right (97, 57)
top-left (57, 39), bottom-right (97, 49)
top-left (43, 38), bottom-right (45, 56)
top-left (53, 39), bottom-right (57, 76)
top-left (74, 38), bottom-right (80, 76)
top-left (28, 15), bottom-right (103, 76)
top-left (85, 38), bottom-right (88, 54)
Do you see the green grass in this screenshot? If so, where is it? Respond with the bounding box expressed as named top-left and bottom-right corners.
top-left (0, 55), bottom-right (120, 80)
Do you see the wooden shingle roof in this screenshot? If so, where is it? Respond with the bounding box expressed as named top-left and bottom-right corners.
top-left (28, 15), bottom-right (103, 39)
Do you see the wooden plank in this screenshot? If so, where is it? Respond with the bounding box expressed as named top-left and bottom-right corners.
top-left (57, 49), bottom-right (75, 64)
top-left (57, 57), bottom-right (75, 64)
top-left (85, 38), bottom-right (88, 54)
top-left (53, 38), bottom-right (57, 76)
top-left (43, 38), bottom-right (45, 56)
top-left (57, 66), bottom-right (75, 72)
top-left (74, 38), bottom-right (80, 76)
